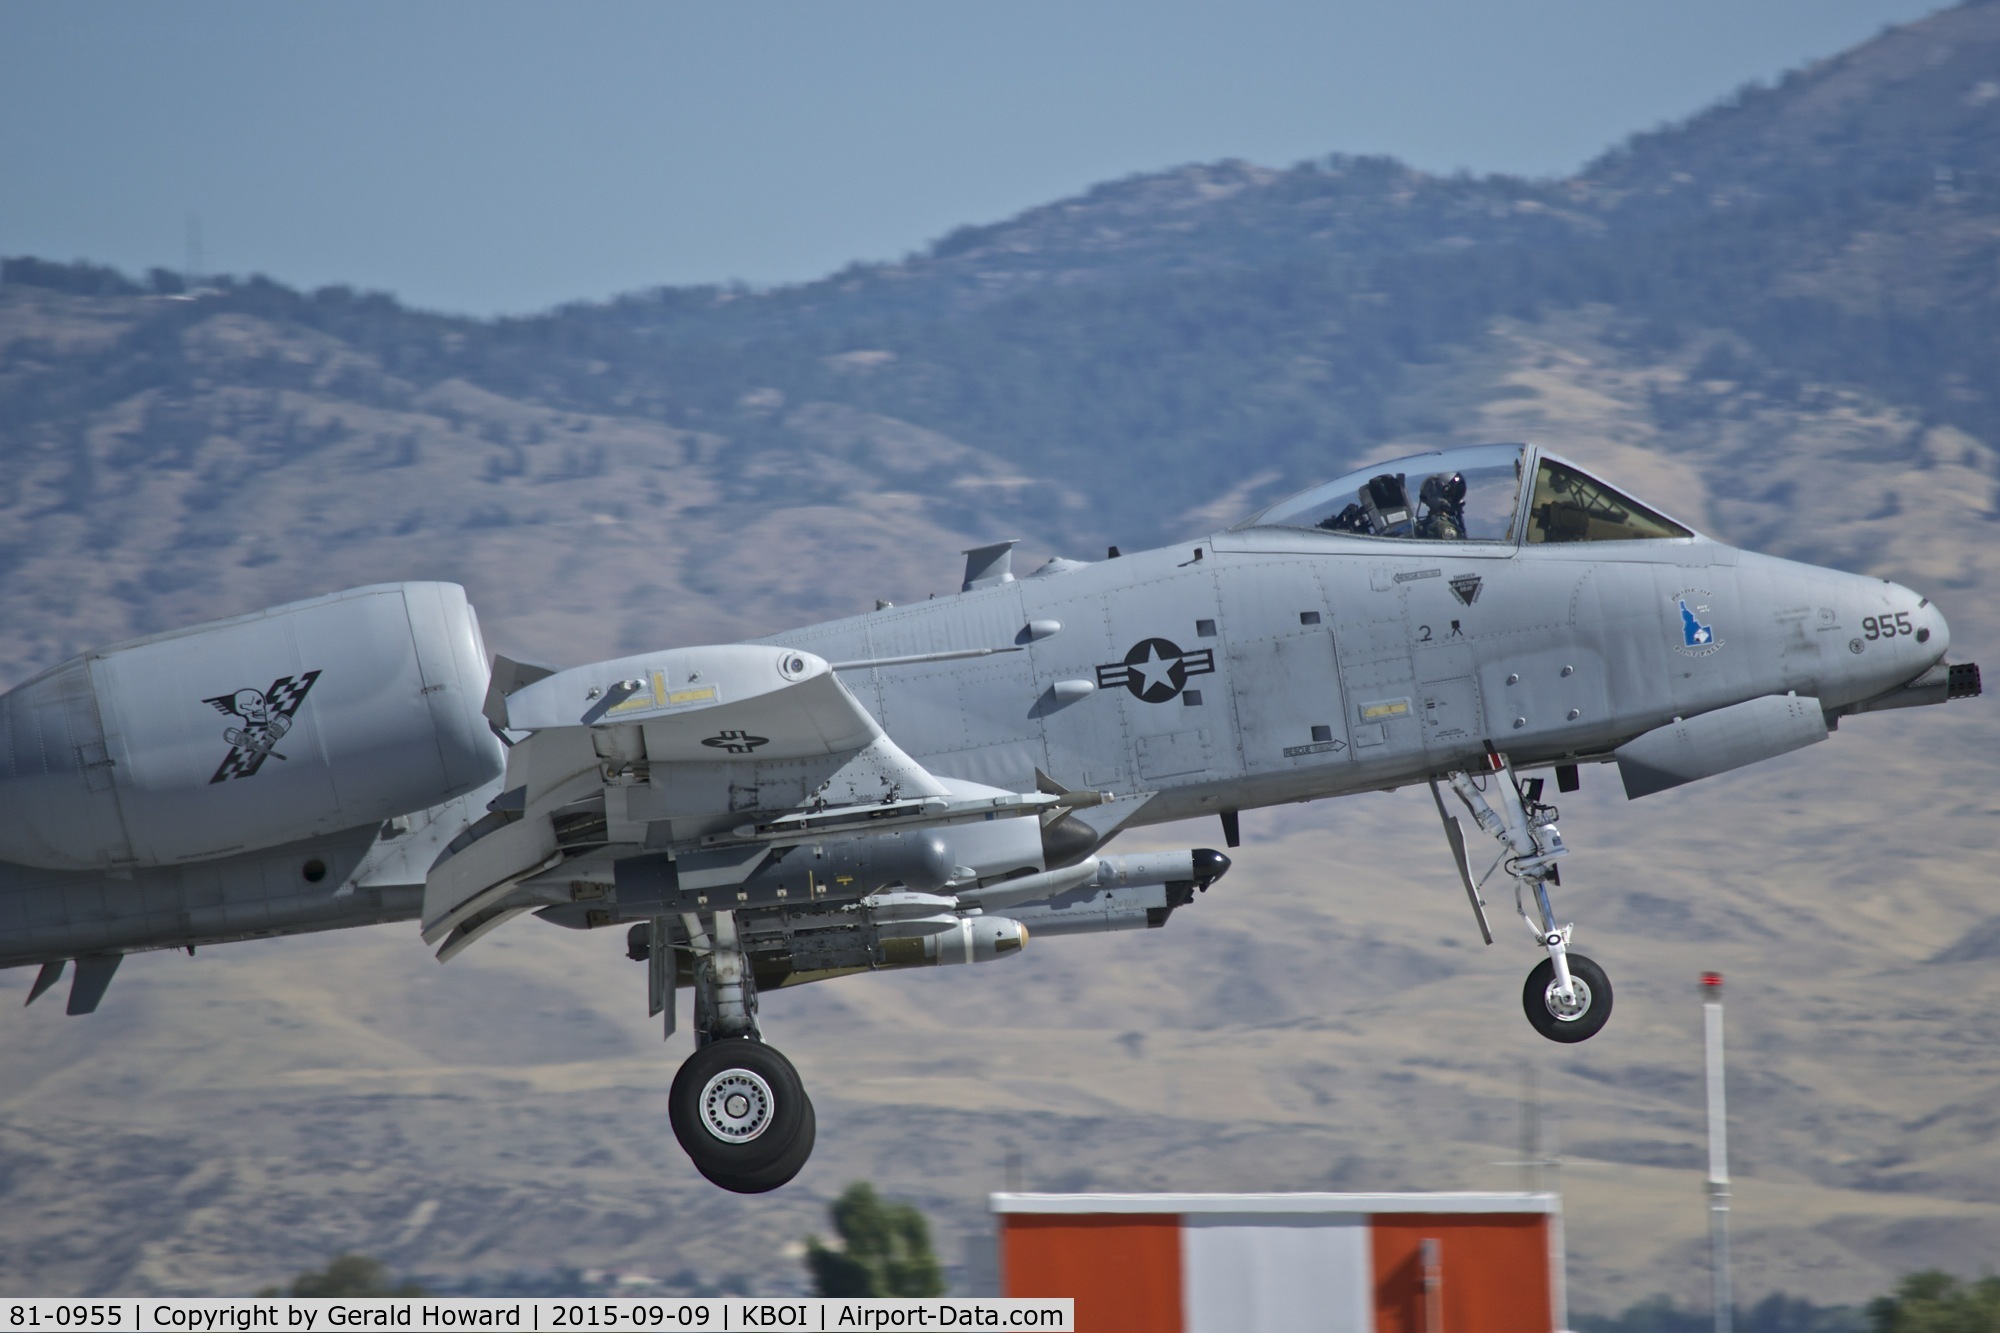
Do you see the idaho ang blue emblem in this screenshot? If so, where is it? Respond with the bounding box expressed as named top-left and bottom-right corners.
top-left (1672, 589), bottom-right (1722, 657)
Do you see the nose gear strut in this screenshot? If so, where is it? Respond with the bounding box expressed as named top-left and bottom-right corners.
top-left (1432, 754), bottom-right (1613, 1043)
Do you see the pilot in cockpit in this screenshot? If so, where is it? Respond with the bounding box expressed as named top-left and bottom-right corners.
top-left (1414, 472), bottom-right (1467, 540)
top-left (1316, 470), bottom-right (1466, 540)
top-left (1247, 442), bottom-right (1691, 545)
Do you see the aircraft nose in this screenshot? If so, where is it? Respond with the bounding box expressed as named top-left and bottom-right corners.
top-left (1828, 579), bottom-right (1950, 706)
top-left (1902, 585), bottom-right (1951, 662)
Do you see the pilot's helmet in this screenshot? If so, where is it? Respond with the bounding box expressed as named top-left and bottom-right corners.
top-left (1420, 472), bottom-right (1467, 510)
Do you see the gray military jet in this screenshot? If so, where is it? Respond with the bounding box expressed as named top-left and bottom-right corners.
top-left (0, 443), bottom-right (1980, 1191)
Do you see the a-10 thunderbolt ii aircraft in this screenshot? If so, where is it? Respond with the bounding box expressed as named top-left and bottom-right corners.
top-left (0, 443), bottom-right (1980, 1191)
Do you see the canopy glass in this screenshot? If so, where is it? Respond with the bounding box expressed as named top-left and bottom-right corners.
top-left (1240, 444), bottom-right (1692, 545)
top-left (1240, 444), bottom-right (1529, 542)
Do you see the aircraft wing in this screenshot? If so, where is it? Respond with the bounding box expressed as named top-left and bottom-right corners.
top-left (420, 644), bottom-right (1047, 958)
top-left (509, 651), bottom-right (909, 764)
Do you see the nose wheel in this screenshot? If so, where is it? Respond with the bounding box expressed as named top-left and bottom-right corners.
top-left (1523, 953), bottom-right (1612, 1042)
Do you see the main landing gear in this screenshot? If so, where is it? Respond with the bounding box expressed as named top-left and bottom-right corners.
top-left (668, 1037), bottom-right (816, 1193)
top-left (1432, 755), bottom-right (1613, 1044)
top-left (645, 910), bottom-right (817, 1193)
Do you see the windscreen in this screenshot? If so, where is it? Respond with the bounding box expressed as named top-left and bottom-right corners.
top-left (1524, 458), bottom-right (1692, 543)
top-left (1241, 444), bottom-right (1528, 543)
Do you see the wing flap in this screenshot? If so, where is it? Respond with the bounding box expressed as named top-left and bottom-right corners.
top-left (421, 817), bottom-right (560, 946)
top-left (420, 744), bottom-right (602, 947)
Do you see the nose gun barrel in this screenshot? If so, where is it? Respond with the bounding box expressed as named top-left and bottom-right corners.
top-left (1843, 660), bottom-right (1981, 715)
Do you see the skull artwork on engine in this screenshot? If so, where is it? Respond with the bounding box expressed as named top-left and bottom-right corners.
top-left (203, 671), bottom-right (323, 781)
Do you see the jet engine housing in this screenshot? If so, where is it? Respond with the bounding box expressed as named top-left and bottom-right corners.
top-left (0, 582), bottom-right (503, 871)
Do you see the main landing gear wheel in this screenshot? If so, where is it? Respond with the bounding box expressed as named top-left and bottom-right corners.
top-left (669, 1038), bottom-right (815, 1192)
top-left (701, 1094), bottom-right (817, 1195)
top-left (1522, 954), bottom-right (1613, 1043)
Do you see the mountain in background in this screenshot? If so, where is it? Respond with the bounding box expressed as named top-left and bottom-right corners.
top-left (1, 1), bottom-right (1997, 1310)
top-left (4, 1), bottom-right (1997, 676)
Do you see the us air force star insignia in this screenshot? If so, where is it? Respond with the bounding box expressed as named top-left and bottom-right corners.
top-left (1095, 638), bottom-right (1216, 703)
top-left (203, 670), bottom-right (322, 783)
top-left (702, 730), bottom-right (770, 754)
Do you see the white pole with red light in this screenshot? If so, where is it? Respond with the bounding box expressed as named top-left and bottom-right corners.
top-left (1702, 971), bottom-right (1732, 1333)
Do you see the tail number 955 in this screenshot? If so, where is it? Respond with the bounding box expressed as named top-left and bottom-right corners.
top-left (1862, 613), bottom-right (1914, 640)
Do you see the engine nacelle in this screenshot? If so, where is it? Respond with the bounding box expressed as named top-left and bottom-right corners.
top-left (0, 582), bottom-right (504, 870)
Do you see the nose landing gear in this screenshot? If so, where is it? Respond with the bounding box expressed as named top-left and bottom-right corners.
top-left (1435, 755), bottom-right (1614, 1044)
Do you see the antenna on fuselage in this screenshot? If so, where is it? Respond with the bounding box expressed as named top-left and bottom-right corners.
top-left (962, 540), bottom-right (1019, 591)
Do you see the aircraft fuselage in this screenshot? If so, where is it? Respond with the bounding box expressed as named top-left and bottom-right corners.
top-left (0, 461), bottom-right (1957, 971)
top-left (775, 529), bottom-right (1944, 827)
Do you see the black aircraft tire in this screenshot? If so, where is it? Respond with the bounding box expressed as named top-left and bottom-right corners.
top-left (669, 1038), bottom-right (809, 1178)
top-left (1522, 954), bottom-right (1613, 1043)
top-left (699, 1095), bottom-right (816, 1195)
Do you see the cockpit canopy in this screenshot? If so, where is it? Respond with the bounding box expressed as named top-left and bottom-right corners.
top-left (1237, 443), bottom-right (1693, 545)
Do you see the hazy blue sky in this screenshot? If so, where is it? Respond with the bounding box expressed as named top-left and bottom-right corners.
top-left (0, 1), bottom-right (1948, 316)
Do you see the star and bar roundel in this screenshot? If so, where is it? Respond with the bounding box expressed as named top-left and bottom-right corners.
top-left (1095, 638), bottom-right (1215, 704)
